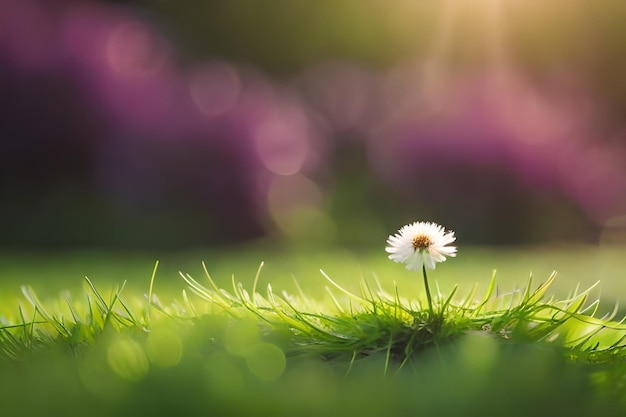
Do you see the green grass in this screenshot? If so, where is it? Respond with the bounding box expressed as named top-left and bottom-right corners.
top-left (1, 245), bottom-right (626, 416)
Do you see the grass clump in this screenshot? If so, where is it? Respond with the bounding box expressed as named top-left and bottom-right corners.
top-left (2, 253), bottom-right (626, 416)
top-left (2, 258), bottom-right (626, 369)
top-left (180, 262), bottom-right (626, 372)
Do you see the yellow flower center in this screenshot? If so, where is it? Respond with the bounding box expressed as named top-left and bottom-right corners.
top-left (412, 234), bottom-right (432, 251)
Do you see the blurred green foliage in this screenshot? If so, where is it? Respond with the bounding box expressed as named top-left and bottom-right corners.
top-left (149, 0), bottom-right (626, 91)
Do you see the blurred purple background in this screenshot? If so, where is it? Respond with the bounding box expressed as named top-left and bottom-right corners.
top-left (1, 0), bottom-right (625, 248)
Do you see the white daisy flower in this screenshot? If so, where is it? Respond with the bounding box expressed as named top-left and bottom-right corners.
top-left (385, 221), bottom-right (457, 271)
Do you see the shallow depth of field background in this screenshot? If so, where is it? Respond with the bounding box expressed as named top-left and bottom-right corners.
top-left (2, 0), bottom-right (626, 292)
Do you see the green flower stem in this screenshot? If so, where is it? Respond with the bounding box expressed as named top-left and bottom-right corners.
top-left (422, 264), bottom-right (435, 318)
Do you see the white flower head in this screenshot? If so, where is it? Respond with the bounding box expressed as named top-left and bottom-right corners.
top-left (385, 221), bottom-right (457, 271)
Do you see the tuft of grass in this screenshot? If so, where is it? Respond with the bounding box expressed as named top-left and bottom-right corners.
top-left (180, 264), bottom-right (626, 371)
top-left (1, 260), bottom-right (626, 373)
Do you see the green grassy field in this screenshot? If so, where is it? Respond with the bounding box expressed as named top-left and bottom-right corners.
top-left (1, 244), bottom-right (626, 416)
top-left (2, 244), bottom-right (625, 297)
